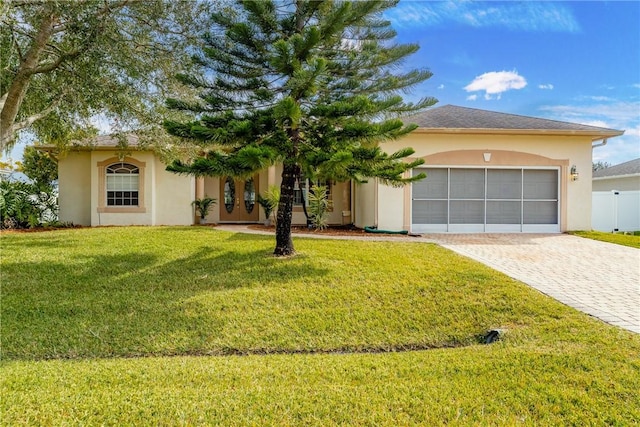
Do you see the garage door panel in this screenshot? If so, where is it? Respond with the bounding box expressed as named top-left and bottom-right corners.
top-left (450, 200), bottom-right (484, 224)
top-left (487, 169), bottom-right (521, 199)
top-left (487, 201), bottom-right (521, 224)
top-left (412, 200), bottom-right (447, 224)
top-left (523, 201), bottom-right (558, 224)
top-left (524, 170), bottom-right (558, 199)
top-left (450, 169), bottom-right (485, 199)
top-left (413, 168), bottom-right (447, 199)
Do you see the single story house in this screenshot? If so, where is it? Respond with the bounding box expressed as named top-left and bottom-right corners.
top-left (592, 158), bottom-right (640, 232)
top-left (592, 158), bottom-right (640, 192)
top-left (51, 105), bottom-right (624, 233)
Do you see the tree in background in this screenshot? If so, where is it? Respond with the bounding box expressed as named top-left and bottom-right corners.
top-left (165, 0), bottom-right (436, 255)
top-left (0, 0), bottom-right (210, 152)
top-left (593, 161), bottom-right (612, 171)
top-left (20, 146), bottom-right (57, 190)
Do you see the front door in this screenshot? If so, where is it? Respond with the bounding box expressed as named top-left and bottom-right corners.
top-left (219, 175), bottom-right (259, 222)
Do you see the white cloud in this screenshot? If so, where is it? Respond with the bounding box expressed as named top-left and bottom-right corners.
top-left (625, 126), bottom-right (640, 137)
top-left (632, 84), bottom-right (640, 89)
top-left (466, 94), bottom-right (478, 101)
top-left (464, 70), bottom-right (527, 99)
top-left (579, 120), bottom-right (610, 128)
top-left (539, 101), bottom-right (640, 164)
top-left (437, 84), bottom-right (445, 90)
top-left (539, 102), bottom-right (640, 124)
top-left (384, 1), bottom-right (580, 33)
top-left (538, 84), bottom-right (554, 90)
top-left (583, 96), bottom-right (614, 102)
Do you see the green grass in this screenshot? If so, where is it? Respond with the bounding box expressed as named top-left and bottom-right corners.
top-left (570, 230), bottom-right (640, 248)
top-left (2, 227), bottom-right (639, 425)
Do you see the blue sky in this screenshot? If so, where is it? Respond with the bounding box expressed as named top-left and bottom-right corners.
top-left (384, 0), bottom-right (640, 165)
top-left (4, 1), bottom-right (639, 167)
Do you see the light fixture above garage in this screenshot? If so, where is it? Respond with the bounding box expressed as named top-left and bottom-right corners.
top-left (570, 165), bottom-right (579, 181)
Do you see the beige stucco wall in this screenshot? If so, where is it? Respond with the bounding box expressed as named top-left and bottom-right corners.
top-left (57, 150), bottom-right (193, 227)
top-left (353, 181), bottom-right (376, 229)
top-left (58, 151), bottom-right (92, 225)
top-left (593, 176), bottom-right (640, 192)
top-left (371, 132), bottom-right (595, 232)
top-left (152, 157), bottom-right (195, 225)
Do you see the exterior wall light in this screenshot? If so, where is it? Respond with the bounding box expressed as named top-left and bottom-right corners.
top-left (570, 165), bottom-right (579, 181)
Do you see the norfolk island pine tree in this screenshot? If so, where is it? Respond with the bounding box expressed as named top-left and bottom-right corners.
top-left (164, 0), bottom-right (436, 256)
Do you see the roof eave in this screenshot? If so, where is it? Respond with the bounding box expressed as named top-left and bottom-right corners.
top-left (593, 173), bottom-right (640, 180)
top-left (411, 127), bottom-right (624, 140)
top-left (35, 144), bottom-right (145, 152)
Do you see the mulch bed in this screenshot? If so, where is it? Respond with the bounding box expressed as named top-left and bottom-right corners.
top-left (247, 224), bottom-right (414, 237)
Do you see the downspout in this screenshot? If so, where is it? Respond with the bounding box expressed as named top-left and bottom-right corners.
top-left (592, 138), bottom-right (608, 149)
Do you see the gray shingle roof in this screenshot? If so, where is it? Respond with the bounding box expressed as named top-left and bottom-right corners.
top-left (403, 105), bottom-right (624, 136)
top-left (72, 134), bottom-right (140, 147)
top-left (593, 158), bottom-right (640, 178)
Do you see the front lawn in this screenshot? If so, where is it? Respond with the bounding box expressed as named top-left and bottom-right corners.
top-left (569, 230), bottom-right (640, 248)
top-left (2, 227), bottom-right (639, 425)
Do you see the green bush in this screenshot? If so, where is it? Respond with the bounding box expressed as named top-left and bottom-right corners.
top-left (308, 183), bottom-right (332, 230)
top-left (0, 180), bottom-right (57, 229)
top-left (259, 185), bottom-right (280, 225)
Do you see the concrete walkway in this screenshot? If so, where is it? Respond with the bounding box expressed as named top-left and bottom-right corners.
top-left (216, 226), bottom-right (640, 333)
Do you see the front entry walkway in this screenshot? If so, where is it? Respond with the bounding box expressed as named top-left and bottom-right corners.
top-left (427, 234), bottom-right (640, 334)
top-left (215, 225), bottom-right (639, 333)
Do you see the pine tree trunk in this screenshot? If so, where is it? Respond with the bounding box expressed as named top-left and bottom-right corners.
top-left (274, 163), bottom-right (298, 256)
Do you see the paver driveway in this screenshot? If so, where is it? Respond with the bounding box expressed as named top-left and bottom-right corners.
top-left (427, 233), bottom-right (640, 334)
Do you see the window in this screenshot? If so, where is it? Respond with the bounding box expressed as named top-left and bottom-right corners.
top-left (294, 176), bottom-right (331, 206)
top-left (106, 163), bottom-right (139, 206)
top-left (97, 157), bottom-right (146, 214)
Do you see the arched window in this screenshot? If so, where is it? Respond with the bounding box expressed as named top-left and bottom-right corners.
top-left (106, 162), bottom-right (139, 206)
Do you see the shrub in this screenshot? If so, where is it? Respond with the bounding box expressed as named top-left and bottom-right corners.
top-left (0, 181), bottom-right (41, 229)
top-left (192, 196), bottom-right (217, 220)
top-left (308, 183), bottom-right (332, 230)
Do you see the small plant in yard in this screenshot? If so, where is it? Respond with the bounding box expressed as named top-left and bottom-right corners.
top-left (257, 196), bottom-right (274, 226)
top-left (307, 183), bottom-right (332, 230)
top-left (258, 185), bottom-right (280, 227)
top-left (191, 196), bottom-right (216, 223)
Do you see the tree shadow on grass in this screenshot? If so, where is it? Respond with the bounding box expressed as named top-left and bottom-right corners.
top-left (1, 235), bottom-right (76, 249)
top-left (2, 246), bottom-right (329, 360)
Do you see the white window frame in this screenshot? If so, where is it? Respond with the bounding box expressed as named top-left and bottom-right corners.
top-left (97, 157), bottom-right (146, 214)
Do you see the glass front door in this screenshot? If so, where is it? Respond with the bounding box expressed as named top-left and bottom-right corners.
top-left (219, 175), bottom-right (260, 222)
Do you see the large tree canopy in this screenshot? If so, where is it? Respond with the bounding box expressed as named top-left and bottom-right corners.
top-left (165, 0), bottom-right (437, 255)
top-left (0, 0), bottom-right (209, 151)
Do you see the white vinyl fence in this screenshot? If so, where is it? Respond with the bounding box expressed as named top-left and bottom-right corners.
top-left (592, 191), bottom-right (640, 232)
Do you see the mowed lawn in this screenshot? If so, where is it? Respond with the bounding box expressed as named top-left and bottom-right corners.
top-left (570, 230), bottom-right (640, 249)
top-left (2, 227), bottom-right (639, 425)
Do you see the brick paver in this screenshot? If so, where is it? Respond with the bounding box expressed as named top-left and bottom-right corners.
top-left (217, 226), bottom-right (640, 333)
top-left (427, 234), bottom-right (640, 334)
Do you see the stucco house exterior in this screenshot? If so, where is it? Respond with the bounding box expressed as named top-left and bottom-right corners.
top-left (52, 105), bottom-right (624, 233)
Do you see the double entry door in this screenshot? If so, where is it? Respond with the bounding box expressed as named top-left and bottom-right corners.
top-left (219, 175), bottom-right (259, 222)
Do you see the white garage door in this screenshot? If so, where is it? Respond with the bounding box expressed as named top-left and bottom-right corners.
top-left (412, 167), bottom-right (560, 233)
